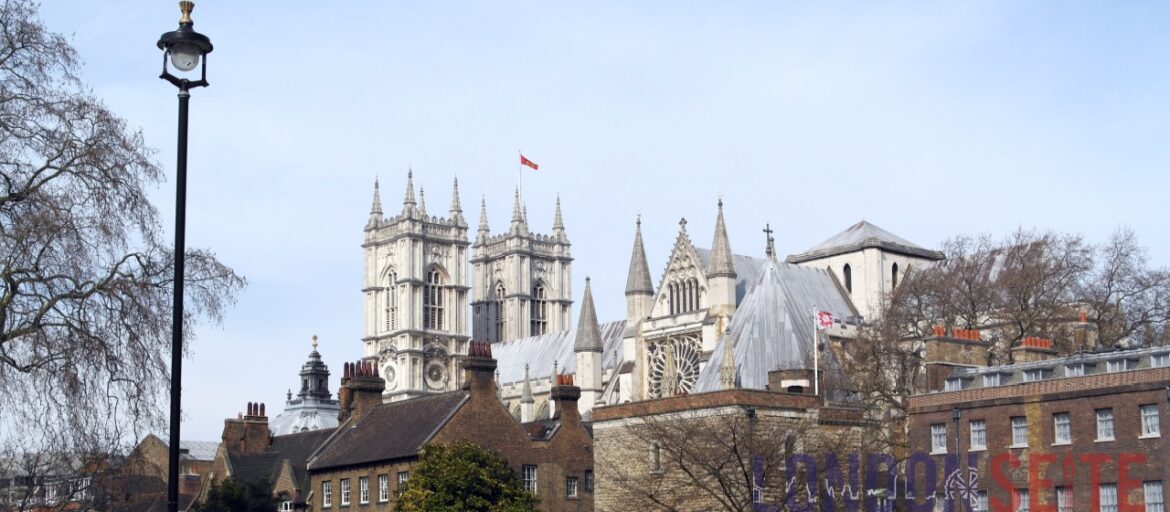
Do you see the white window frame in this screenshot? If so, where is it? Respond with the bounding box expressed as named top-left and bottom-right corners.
top-left (1066, 364), bottom-right (1086, 377)
top-left (397, 471), bottom-right (409, 490)
top-left (1107, 359), bottom-right (1133, 373)
top-left (522, 465), bottom-right (538, 493)
top-left (340, 479), bottom-right (350, 506)
top-left (1146, 481), bottom-right (1164, 512)
top-left (970, 420), bottom-right (987, 450)
top-left (1142, 404), bottom-right (1162, 438)
top-left (1016, 488), bottom-right (1030, 512)
top-left (359, 476), bottom-right (369, 505)
top-left (280, 500), bottom-right (293, 512)
top-left (1011, 416), bottom-right (1028, 447)
top-left (1023, 369), bottom-right (1045, 382)
top-left (931, 424), bottom-right (948, 454)
top-left (944, 378), bottom-right (962, 391)
top-left (1056, 486), bottom-right (1072, 512)
top-left (323, 481), bottom-right (333, 508)
top-left (1101, 483), bottom-right (1118, 512)
top-left (974, 490), bottom-right (989, 512)
top-left (565, 476), bottom-right (578, 498)
top-left (1097, 409), bottom-right (1115, 441)
top-left (378, 474), bottom-right (388, 502)
top-left (1054, 412), bottom-right (1071, 445)
top-left (983, 373), bottom-right (1002, 387)
top-left (1153, 354), bottom-right (1170, 368)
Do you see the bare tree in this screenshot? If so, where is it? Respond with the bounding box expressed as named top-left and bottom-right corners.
top-left (595, 401), bottom-right (864, 512)
top-left (0, 1), bottom-right (244, 508)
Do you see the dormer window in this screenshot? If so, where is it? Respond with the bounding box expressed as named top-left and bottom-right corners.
top-left (1023, 369), bottom-right (1046, 382)
top-left (1066, 363), bottom-right (1086, 377)
top-left (1106, 359), bottom-right (1134, 373)
top-left (944, 378), bottom-right (963, 391)
top-left (1153, 353), bottom-right (1170, 368)
top-left (982, 374), bottom-right (1002, 387)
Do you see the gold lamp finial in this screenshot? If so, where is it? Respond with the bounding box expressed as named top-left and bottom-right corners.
top-left (179, 2), bottom-right (194, 24)
top-left (312, 334), bottom-right (319, 350)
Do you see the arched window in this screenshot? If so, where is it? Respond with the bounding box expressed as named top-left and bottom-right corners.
top-left (843, 264), bottom-right (853, 294)
top-left (685, 280), bottom-right (694, 311)
top-left (530, 285), bottom-right (548, 336)
top-left (423, 270), bottom-right (444, 330)
top-left (891, 263), bottom-right (899, 290)
top-left (493, 284), bottom-right (507, 342)
top-left (384, 272), bottom-right (398, 332)
top-left (690, 278), bottom-right (700, 311)
top-left (669, 282), bottom-right (677, 315)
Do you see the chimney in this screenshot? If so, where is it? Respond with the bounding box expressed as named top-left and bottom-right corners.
top-left (1012, 337), bottom-right (1058, 363)
top-left (463, 341), bottom-right (498, 396)
top-left (220, 400), bottom-right (270, 454)
top-left (550, 374), bottom-right (582, 428)
top-left (341, 359), bottom-right (385, 423)
top-left (337, 362), bottom-right (354, 422)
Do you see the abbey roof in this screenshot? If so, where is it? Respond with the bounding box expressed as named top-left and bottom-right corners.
top-left (786, 220), bottom-right (944, 263)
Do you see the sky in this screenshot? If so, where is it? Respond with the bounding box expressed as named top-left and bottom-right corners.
top-left (36, 2), bottom-right (1170, 441)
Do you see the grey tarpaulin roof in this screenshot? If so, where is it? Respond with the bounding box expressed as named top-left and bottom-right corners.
top-left (494, 320), bottom-right (627, 384)
top-left (694, 248), bottom-right (769, 304)
top-left (695, 257), bottom-right (854, 392)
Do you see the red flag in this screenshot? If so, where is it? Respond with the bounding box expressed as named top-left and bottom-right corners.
top-left (520, 154), bottom-right (539, 170)
top-left (816, 311), bottom-right (833, 329)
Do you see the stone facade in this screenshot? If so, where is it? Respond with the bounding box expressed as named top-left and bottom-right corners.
top-left (361, 173), bottom-right (471, 401)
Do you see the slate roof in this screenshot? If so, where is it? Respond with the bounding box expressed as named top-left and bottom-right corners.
top-left (495, 321), bottom-right (626, 385)
top-left (228, 428), bottom-right (334, 503)
top-left (308, 392), bottom-right (469, 471)
top-left (178, 440), bottom-right (219, 462)
top-left (695, 258), bottom-right (854, 392)
top-left (786, 220), bottom-right (944, 263)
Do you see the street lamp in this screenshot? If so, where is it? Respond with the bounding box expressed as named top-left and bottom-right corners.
top-left (157, 3), bottom-right (212, 512)
top-left (952, 407), bottom-right (964, 512)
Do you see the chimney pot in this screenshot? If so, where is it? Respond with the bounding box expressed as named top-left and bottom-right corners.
top-left (247, 402), bottom-right (254, 416)
top-left (260, 403), bottom-right (266, 417)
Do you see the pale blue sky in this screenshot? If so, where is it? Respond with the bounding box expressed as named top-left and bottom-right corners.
top-left (39, 2), bottom-right (1170, 441)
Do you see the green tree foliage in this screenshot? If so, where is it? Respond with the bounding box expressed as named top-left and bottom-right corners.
top-left (395, 441), bottom-right (540, 512)
top-left (194, 478), bottom-right (276, 512)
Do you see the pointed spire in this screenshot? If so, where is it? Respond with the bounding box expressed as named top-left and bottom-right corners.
top-left (553, 195), bottom-right (565, 231)
top-left (575, 278), bottom-right (603, 353)
top-left (625, 215), bottom-right (654, 296)
top-left (521, 364), bottom-right (534, 403)
top-left (402, 169), bottom-right (417, 216)
top-left (764, 223), bottom-right (776, 259)
top-left (370, 178), bottom-right (382, 215)
top-left (522, 204), bottom-right (528, 224)
top-left (707, 199), bottom-right (736, 278)
top-left (719, 323), bottom-right (737, 390)
top-left (450, 177), bottom-right (462, 214)
top-left (418, 187), bottom-right (427, 216)
top-left (511, 188), bottom-right (523, 223)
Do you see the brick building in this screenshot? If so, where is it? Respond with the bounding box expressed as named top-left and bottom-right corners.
top-left (306, 341), bottom-right (594, 512)
top-left (907, 345), bottom-right (1170, 512)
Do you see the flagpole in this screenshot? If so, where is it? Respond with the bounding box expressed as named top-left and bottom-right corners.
top-left (812, 306), bottom-right (820, 397)
top-left (517, 150), bottom-right (522, 200)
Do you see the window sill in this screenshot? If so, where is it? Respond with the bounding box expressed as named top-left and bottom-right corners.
top-left (1009, 444), bottom-right (1028, 449)
top-left (1094, 438), bottom-right (1115, 443)
top-left (1052, 441), bottom-right (1071, 446)
top-left (930, 450), bottom-right (947, 455)
top-left (968, 446), bottom-right (986, 452)
top-left (1140, 433), bottom-right (1161, 439)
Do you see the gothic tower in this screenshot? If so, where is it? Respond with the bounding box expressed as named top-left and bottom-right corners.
top-left (471, 190), bottom-right (572, 343)
top-left (362, 172), bottom-right (471, 401)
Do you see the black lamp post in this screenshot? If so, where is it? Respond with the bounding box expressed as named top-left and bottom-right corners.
top-left (157, 3), bottom-right (212, 512)
top-left (952, 407), bottom-right (964, 512)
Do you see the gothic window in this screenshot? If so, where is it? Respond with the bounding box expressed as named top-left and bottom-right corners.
top-left (891, 263), bottom-right (899, 290)
top-left (530, 285), bottom-right (548, 336)
top-left (384, 272), bottom-right (398, 332)
top-left (423, 270), bottom-right (444, 331)
top-left (689, 278), bottom-right (699, 310)
top-left (843, 264), bottom-right (853, 294)
top-left (494, 284), bottom-right (506, 342)
top-left (667, 279), bottom-right (701, 315)
top-left (668, 282), bottom-right (677, 315)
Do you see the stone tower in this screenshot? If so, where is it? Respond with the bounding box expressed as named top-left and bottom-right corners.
top-left (471, 190), bottom-right (572, 343)
top-left (362, 172), bottom-right (471, 401)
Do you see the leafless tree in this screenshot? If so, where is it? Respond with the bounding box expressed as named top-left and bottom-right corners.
top-left (0, 2), bottom-right (244, 509)
top-left (595, 402), bottom-right (864, 512)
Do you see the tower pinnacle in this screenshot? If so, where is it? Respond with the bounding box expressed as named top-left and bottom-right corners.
top-left (402, 169), bottom-right (416, 214)
top-left (707, 199), bottom-right (736, 278)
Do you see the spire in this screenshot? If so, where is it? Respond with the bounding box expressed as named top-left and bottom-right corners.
top-left (511, 188), bottom-right (523, 223)
top-left (719, 323), bottom-right (737, 390)
top-left (575, 278), bottom-right (603, 352)
top-left (402, 169), bottom-right (417, 214)
top-left (521, 364), bottom-right (534, 403)
top-left (477, 196), bottom-right (490, 241)
top-left (418, 187), bottom-right (427, 216)
top-left (450, 177), bottom-right (462, 215)
top-left (625, 215), bottom-right (654, 296)
top-left (707, 199), bottom-right (736, 278)
top-left (509, 188), bottom-right (527, 235)
top-left (522, 204), bottom-right (528, 224)
top-left (370, 178), bottom-right (382, 216)
top-left (553, 196), bottom-right (564, 230)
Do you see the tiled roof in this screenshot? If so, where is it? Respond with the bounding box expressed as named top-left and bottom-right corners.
top-left (177, 440), bottom-right (219, 462)
top-left (308, 392), bottom-right (469, 471)
top-left (229, 428), bottom-right (335, 503)
top-left (786, 220), bottom-right (944, 262)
